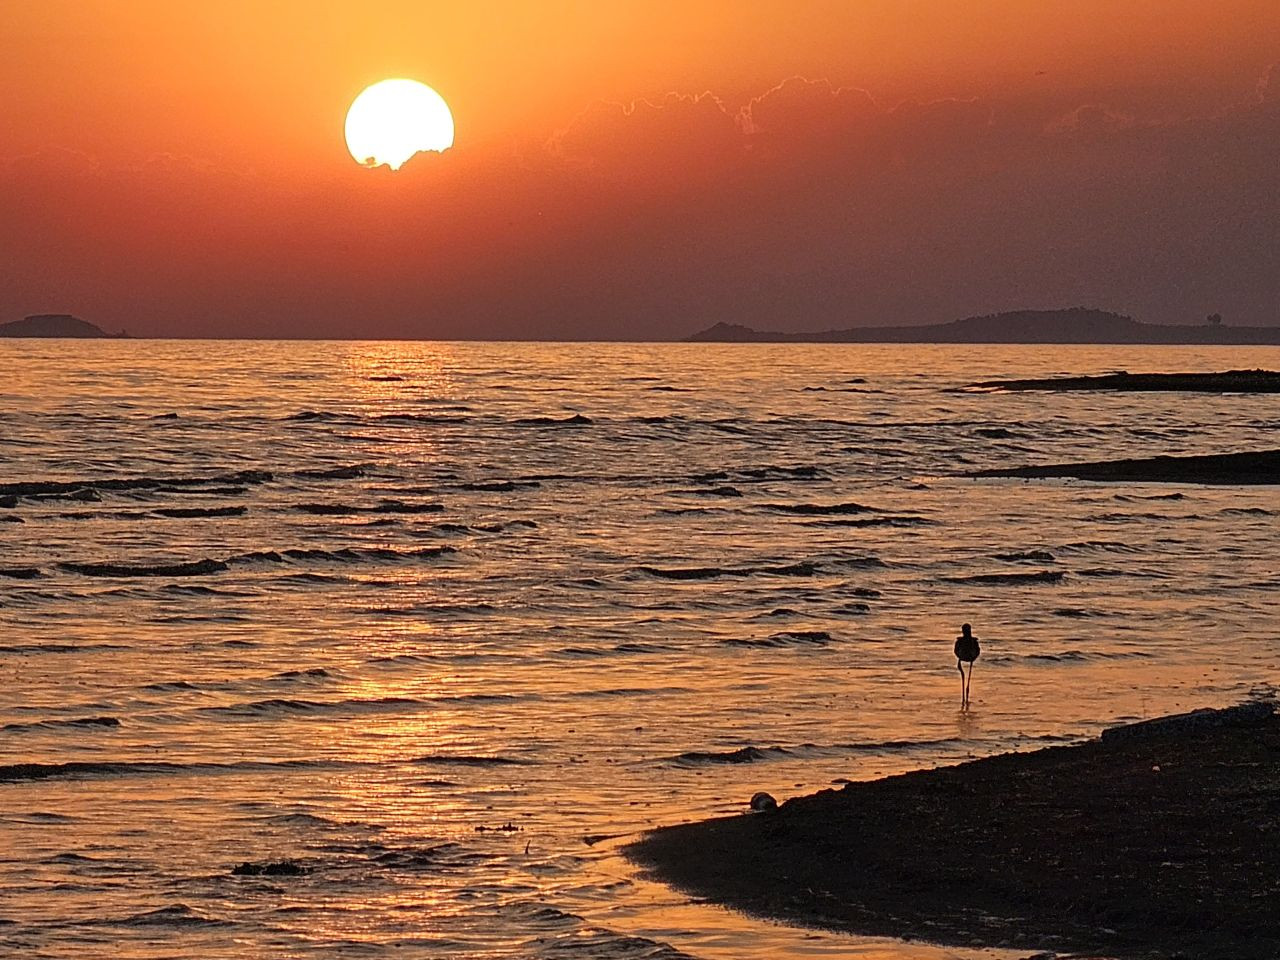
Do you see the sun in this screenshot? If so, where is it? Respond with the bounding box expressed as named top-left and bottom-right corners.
top-left (345, 79), bottom-right (454, 170)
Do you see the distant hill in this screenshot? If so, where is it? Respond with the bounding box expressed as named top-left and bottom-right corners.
top-left (686, 309), bottom-right (1280, 345)
top-left (0, 315), bottom-right (124, 338)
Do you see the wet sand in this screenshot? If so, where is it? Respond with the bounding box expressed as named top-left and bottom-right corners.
top-left (969, 448), bottom-right (1280, 484)
top-left (626, 704), bottom-right (1280, 960)
top-left (969, 369), bottom-right (1280, 392)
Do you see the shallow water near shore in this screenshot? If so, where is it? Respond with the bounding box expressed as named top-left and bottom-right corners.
top-left (2, 340), bottom-right (1278, 959)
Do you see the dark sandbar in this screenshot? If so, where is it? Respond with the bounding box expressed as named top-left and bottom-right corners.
top-left (968, 369), bottom-right (1280, 392)
top-left (969, 448), bottom-right (1280, 484)
top-left (626, 704), bottom-right (1280, 959)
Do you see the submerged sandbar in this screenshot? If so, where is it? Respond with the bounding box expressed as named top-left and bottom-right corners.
top-left (968, 369), bottom-right (1280, 392)
top-left (969, 448), bottom-right (1280, 484)
top-left (626, 704), bottom-right (1280, 959)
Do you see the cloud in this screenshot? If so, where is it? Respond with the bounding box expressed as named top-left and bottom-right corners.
top-left (1045, 103), bottom-right (1135, 135)
top-left (740, 76), bottom-right (878, 139)
top-left (550, 92), bottom-right (742, 181)
top-left (1260, 62), bottom-right (1278, 101)
top-left (1, 146), bottom-right (100, 178)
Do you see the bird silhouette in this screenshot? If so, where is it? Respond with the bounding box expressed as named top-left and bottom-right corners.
top-left (954, 623), bottom-right (981, 709)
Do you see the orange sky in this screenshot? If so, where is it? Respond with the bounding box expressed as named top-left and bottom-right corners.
top-left (3, 1), bottom-right (1279, 338)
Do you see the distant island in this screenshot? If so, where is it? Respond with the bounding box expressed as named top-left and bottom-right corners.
top-left (0, 314), bottom-right (127, 338)
top-left (686, 308), bottom-right (1280, 344)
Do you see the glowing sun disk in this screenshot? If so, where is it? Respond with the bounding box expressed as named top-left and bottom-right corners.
top-left (345, 79), bottom-right (454, 170)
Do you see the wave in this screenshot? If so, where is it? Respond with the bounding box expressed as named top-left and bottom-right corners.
top-left (832, 556), bottom-right (889, 569)
top-left (832, 601), bottom-right (872, 615)
top-left (994, 550), bottom-right (1056, 562)
top-left (294, 499), bottom-right (444, 515)
top-left (689, 465), bottom-right (826, 484)
top-left (766, 501), bottom-right (877, 515)
top-left (0, 567), bottom-right (42, 579)
top-left (0, 470), bottom-right (272, 499)
top-left (670, 485), bottom-right (743, 498)
top-left (363, 601), bottom-right (497, 617)
top-left (724, 630), bottom-right (836, 648)
top-left (974, 427), bottom-right (1020, 439)
top-left (670, 745), bottom-right (780, 765)
top-left (753, 607), bottom-right (799, 618)
top-left (1059, 540), bottom-right (1141, 553)
top-left (553, 646), bottom-right (610, 659)
top-left (154, 485), bottom-right (247, 497)
top-left (516, 414), bottom-right (592, 426)
top-left (1027, 649), bottom-right (1154, 662)
top-left (263, 812), bottom-right (349, 827)
top-left (665, 736), bottom-right (965, 767)
top-left (638, 561), bottom-right (819, 581)
top-left (1051, 607), bottom-right (1104, 618)
top-left (1089, 512), bottom-right (1202, 523)
top-left (290, 411), bottom-right (470, 426)
top-left (374, 413), bottom-right (471, 425)
top-left (367, 653), bottom-right (428, 666)
top-left (2, 716), bottom-right (121, 733)
top-left (60, 559), bottom-right (229, 578)
top-left (294, 464), bottom-right (370, 480)
top-left (0, 757), bottom-right (347, 783)
top-left (116, 904), bottom-right (229, 928)
top-left (153, 506), bottom-right (246, 519)
top-left (408, 754), bottom-right (535, 767)
top-left (284, 410), bottom-right (351, 422)
top-left (199, 696), bottom-right (423, 717)
top-left (230, 860), bottom-right (307, 877)
top-left (227, 545), bottom-right (455, 565)
top-left (810, 515), bottom-right (933, 527)
top-left (0, 642), bottom-right (128, 654)
top-left (944, 570), bottom-right (1065, 585)
top-left (267, 668), bottom-right (332, 682)
top-left (456, 480), bottom-right (542, 492)
top-left (612, 641), bottom-right (677, 655)
top-left (270, 572), bottom-right (351, 585)
top-left (161, 584), bottom-right (252, 597)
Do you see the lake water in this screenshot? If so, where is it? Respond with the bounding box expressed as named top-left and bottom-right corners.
top-left (2, 340), bottom-right (1277, 959)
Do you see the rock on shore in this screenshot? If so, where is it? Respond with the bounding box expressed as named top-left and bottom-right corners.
top-left (626, 704), bottom-right (1280, 959)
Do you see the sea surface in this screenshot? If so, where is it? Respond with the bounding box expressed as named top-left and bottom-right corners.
top-left (1, 340), bottom-right (1277, 960)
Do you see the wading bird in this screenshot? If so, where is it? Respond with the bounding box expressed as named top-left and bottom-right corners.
top-left (954, 623), bottom-right (980, 709)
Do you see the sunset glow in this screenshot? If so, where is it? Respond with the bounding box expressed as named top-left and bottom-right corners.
top-left (5, 4), bottom-right (1280, 958)
top-left (345, 79), bottom-right (454, 170)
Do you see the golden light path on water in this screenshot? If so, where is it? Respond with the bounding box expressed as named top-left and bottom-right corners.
top-left (1, 339), bottom-right (1277, 958)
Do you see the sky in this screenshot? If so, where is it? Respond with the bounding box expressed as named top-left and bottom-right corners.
top-left (2, 0), bottom-right (1278, 339)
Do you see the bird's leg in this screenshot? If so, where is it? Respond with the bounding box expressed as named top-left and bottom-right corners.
top-left (958, 659), bottom-right (966, 707)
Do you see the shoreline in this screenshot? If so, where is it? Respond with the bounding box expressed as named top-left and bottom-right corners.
top-left (626, 703), bottom-right (1280, 960)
